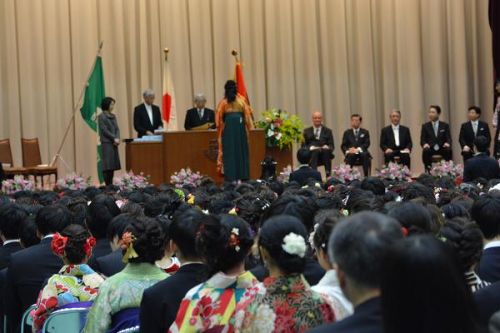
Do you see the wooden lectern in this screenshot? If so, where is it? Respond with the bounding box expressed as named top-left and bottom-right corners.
top-left (125, 129), bottom-right (265, 184)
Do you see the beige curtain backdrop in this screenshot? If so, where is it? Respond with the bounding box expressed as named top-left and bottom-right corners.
top-left (0, 0), bottom-right (493, 182)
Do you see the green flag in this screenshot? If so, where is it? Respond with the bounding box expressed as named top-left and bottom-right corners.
top-left (80, 56), bottom-right (105, 183)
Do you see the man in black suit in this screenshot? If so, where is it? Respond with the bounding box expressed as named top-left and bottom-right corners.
top-left (463, 136), bottom-right (500, 183)
top-left (420, 105), bottom-right (452, 171)
top-left (0, 204), bottom-right (25, 270)
top-left (133, 89), bottom-right (163, 138)
top-left (4, 204), bottom-right (71, 332)
top-left (140, 209), bottom-right (207, 333)
top-left (184, 93), bottom-right (215, 130)
top-left (474, 281), bottom-right (500, 332)
top-left (308, 212), bottom-right (403, 333)
top-left (380, 109), bottom-right (413, 168)
top-left (303, 111), bottom-right (335, 177)
top-left (341, 114), bottom-right (371, 176)
top-left (459, 106), bottom-right (491, 162)
top-left (289, 147), bottom-right (322, 185)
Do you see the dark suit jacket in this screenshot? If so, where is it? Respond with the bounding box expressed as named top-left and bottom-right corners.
top-left (184, 108), bottom-right (215, 130)
top-left (463, 154), bottom-right (500, 183)
top-left (303, 126), bottom-right (335, 151)
top-left (474, 281), bottom-right (500, 332)
top-left (94, 249), bottom-right (125, 278)
top-left (87, 238), bottom-right (112, 271)
top-left (250, 257), bottom-right (325, 286)
top-left (307, 297), bottom-right (382, 333)
top-left (289, 166), bottom-right (322, 186)
top-left (459, 121), bottom-right (491, 149)
top-left (139, 263), bottom-right (206, 333)
top-left (0, 241), bottom-right (23, 270)
top-left (133, 103), bottom-right (163, 138)
top-left (341, 128), bottom-right (371, 154)
top-left (478, 247), bottom-right (500, 283)
top-left (4, 238), bottom-right (63, 332)
top-left (420, 121), bottom-right (452, 148)
top-left (380, 125), bottom-right (413, 151)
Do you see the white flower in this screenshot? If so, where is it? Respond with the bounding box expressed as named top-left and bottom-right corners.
top-left (282, 232), bottom-right (306, 258)
top-left (232, 228), bottom-right (240, 236)
top-left (252, 304), bottom-right (276, 333)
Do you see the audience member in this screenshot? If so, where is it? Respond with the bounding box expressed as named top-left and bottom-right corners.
top-left (0, 204), bottom-right (26, 269)
top-left (289, 147), bottom-right (322, 186)
top-left (463, 136), bottom-right (500, 182)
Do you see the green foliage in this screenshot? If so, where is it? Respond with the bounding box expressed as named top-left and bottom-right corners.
top-left (256, 109), bottom-right (304, 150)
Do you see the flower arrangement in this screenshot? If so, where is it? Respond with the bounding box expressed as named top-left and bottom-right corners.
top-left (55, 173), bottom-right (91, 191)
top-left (170, 168), bottom-right (203, 188)
top-left (1, 175), bottom-right (35, 195)
top-left (277, 165), bottom-right (293, 183)
top-left (330, 164), bottom-right (362, 184)
top-left (256, 109), bottom-right (304, 150)
top-left (113, 172), bottom-right (150, 191)
top-left (430, 160), bottom-right (464, 179)
top-left (376, 162), bottom-right (412, 181)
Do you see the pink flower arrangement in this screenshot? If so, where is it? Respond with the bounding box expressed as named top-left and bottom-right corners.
top-left (376, 162), bottom-right (412, 181)
top-left (170, 168), bottom-right (203, 188)
top-left (430, 160), bottom-right (463, 179)
top-left (1, 175), bottom-right (35, 195)
top-left (330, 164), bottom-right (362, 184)
top-left (113, 172), bottom-right (150, 191)
top-left (277, 165), bottom-right (293, 183)
top-left (55, 173), bottom-right (91, 191)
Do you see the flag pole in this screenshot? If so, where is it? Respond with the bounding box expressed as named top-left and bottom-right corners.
top-left (231, 49), bottom-right (240, 63)
top-left (50, 41), bottom-right (104, 167)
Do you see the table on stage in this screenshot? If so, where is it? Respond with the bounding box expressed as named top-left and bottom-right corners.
top-left (125, 129), bottom-right (266, 184)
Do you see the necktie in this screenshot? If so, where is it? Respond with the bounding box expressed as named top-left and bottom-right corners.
top-left (473, 122), bottom-right (478, 136)
top-left (315, 128), bottom-right (320, 140)
top-left (433, 122), bottom-right (438, 137)
top-left (198, 109), bottom-right (203, 119)
top-left (354, 129), bottom-right (359, 140)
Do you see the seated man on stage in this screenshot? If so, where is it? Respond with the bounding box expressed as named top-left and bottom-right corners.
top-left (420, 105), bottom-right (452, 171)
top-left (341, 114), bottom-right (371, 176)
top-left (303, 111), bottom-right (334, 177)
top-left (380, 109), bottom-right (413, 168)
top-left (184, 93), bottom-right (215, 130)
top-left (459, 106), bottom-right (491, 163)
top-left (133, 89), bottom-right (163, 138)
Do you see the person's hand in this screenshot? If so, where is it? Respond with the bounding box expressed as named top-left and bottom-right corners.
top-left (146, 131), bottom-right (154, 135)
top-left (114, 138), bottom-right (120, 145)
top-left (322, 145), bottom-right (329, 150)
top-left (443, 143), bottom-right (450, 148)
top-left (348, 147), bottom-right (358, 154)
top-left (401, 148), bottom-right (410, 154)
top-left (423, 143), bottom-right (430, 149)
top-left (309, 145), bottom-right (317, 151)
top-left (463, 145), bottom-right (471, 152)
top-left (385, 148), bottom-right (393, 154)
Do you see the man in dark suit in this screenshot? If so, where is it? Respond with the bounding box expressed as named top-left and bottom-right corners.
top-left (184, 93), bottom-right (215, 130)
top-left (459, 106), bottom-right (491, 162)
top-left (289, 147), bottom-right (322, 185)
top-left (303, 111), bottom-right (335, 177)
top-left (308, 212), bottom-right (403, 333)
top-left (380, 109), bottom-right (413, 168)
top-left (133, 89), bottom-right (163, 138)
top-left (140, 209), bottom-right (207, 333)
top-left (0, 204), bottom-right (26, 270)
top-left (4, 204), bottom-right (71, 332)
top-left (420, 105), bottom-right (452, 171)
top-left (463, 136), bottom-right (500, 183)
top-left (341, 114), bottom-right (371, 176)
top-left (474, 282), bottom-right (500, 332)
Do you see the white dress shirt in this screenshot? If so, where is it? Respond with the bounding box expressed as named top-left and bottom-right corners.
top-left (144, 103), bottom-right (154, 126)
top-left (392, 125), bottom-right (400, 147)
top-left (471, 120), bottom-right (479, 136)
top-left (198, 108), bottom-right (204, 119)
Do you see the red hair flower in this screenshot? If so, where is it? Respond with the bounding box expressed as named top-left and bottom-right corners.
top-left (51, 233), bottom-right (68, 256)
top-left (120, 232), bottom-right (135, 250)
top-left (401, 227), bottom-right (409, 237)
top-left (83, 236), bottom-right (97, 257)
top-left (229, 228), bottom-right (241, 252)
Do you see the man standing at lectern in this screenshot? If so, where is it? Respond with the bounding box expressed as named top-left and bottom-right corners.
top-left (133, 89), bottom-right (163, 138)
top-left (184, 93), bottom-right (215, 130)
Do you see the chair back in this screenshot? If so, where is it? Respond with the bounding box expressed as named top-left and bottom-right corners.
top-left (41, 307), bottom-right (89, 333)
top-left (117, 326), bottom-right (140, 333)
top-left (19, 304), bottom-right (36, 333)
top-left (0, 139), bottom-right (14, 165)
top-left (21, 138), bottom-right (42, 167)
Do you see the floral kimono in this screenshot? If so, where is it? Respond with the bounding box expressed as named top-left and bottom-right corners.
top-left (31, 264), bottom-right (105, 331)
top-left (168, 270), bottom-right (263, 333)
top-left (240, 274), bottom-right (335, 333)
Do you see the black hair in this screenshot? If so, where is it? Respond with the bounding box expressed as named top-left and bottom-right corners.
top-left (259, 215), bottom-right (308, 274)
top-left (387, 202), bottom-right (432, 235)
top-left (124, 216), bottom-right (165, 264)
top-left (468, 106), bottom-right (481, 115)
top-left (261, 194), bottom-right (318, 232)
top-left (471, 194), bottom-right (500, 239)
top-left (314, 193), bottom-right (343, 210)
top-left (351, 114), bottom-right (362, 121)
top-left (438, 218), bottom-right (484, 272)
top-left (107, 213), bottom-right (135, 241)
top-left (100, 97), bottom-right (116, 111)
top-left (35, 204), bottom-right (72, 235)
top-left (60, 224), bottom-right (93, 264)
top-left (86, 194), bottom-right (120, 239)
top-left (20, 216), bottom-right (40, 247)
top-left (156, 215), bottom-right (172, 246)
top-left (441, 202), bottom-right (470, 219)
top-left (235, 193), bottom-right (270, 232)
top-left (170, 208), bottom-right (205, 260)
top-left (0, 204), bottom-right (27, 239)
top-left (430, 104), bottom-right (442, 115)
top-left (224, 80), bottom-right (237, 103)
top-left (381, 235), bottom-right (479, 333)
top-left (313, 215), bottom-right (339, 252)
top-left (208, 199), bottom-right (234, 215)
top-left (196, 214), bottom-right (253, 276)
top-left (329, 212), bottom-right (403, 288)
top-left (402, 183), bottom-right (435, 204)
top-left (297, 147), bottom-right (312, 165)
top-left (120, 201), bottom-right (144, 216)
top-left (360, 177), bottom-right (386, 196)
top-left (474, 135), bottom-right (489, 153)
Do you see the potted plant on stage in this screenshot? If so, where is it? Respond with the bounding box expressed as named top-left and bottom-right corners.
top-left (256, 109), bottom-right (304, 169)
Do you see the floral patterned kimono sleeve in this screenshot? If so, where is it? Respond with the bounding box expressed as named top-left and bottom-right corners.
top-left (31, 276), bottom-right (60, 331)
